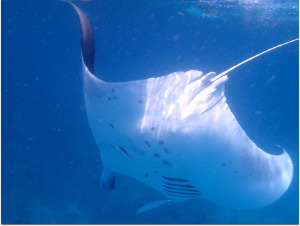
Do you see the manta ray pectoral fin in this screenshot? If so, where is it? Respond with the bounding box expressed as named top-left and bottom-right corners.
top-left (136, 199), bottom-right (170, 215)
top-left (101, 168), bottom-right (116, 190)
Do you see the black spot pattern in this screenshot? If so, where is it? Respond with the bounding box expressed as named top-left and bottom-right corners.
top-left (114, 96), bottom-right (117, 99)
top-left (138, 99), bottom-right (143, 104)
top-left (118, 145), bottom-right (131, 157)
top-left (154, 153), bottom-right (160, 158)
top-left (164, 148), bottom-right (169, 153)
top-left (107, 97), bottom-right (111, 100)
top-left (158, 140), bottom-right (164, 145)
top-left (222, 163), bottom-right (226, 167)
top-left (150, 127), bottom-right (155, 131)
top-left (110, 124), bottom-right (114, 128)
top-left (144, 173), bottom-right (149, 178)
top-left (112, 88), bottom-right (115, 93)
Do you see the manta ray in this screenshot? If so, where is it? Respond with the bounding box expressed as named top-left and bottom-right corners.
top-left (65, 1), bottom-right (298, 214)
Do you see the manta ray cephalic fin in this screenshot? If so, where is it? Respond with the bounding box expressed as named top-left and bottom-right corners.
top-left (101, 168), bottom-right (116, 190)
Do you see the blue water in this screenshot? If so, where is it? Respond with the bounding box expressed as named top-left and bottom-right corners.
top-left (2, 0), bottom-right (299, 224)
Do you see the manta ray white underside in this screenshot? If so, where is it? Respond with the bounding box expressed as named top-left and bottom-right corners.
top-left (66, 1), bottom-right (298, 214)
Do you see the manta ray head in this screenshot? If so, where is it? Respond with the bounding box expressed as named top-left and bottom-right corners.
top-left (141, 70), bottom-right (228, 135)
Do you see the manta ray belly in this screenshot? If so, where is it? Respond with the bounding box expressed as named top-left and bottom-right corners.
top-left (83, 67), bottom-right (293, 210)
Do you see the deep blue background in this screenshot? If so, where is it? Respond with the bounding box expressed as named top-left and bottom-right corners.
top-left (2, 0), bottom-right (299, 223)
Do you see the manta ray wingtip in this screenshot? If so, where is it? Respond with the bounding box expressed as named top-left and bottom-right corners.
top-left (65, 0), bottom-right (95, 74)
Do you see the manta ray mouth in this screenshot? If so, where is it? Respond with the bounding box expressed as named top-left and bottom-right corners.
top-left (192, 76), bottom-right (215, 98)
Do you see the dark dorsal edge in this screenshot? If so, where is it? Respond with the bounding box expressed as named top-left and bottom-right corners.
top-left (66, 1), bottom-right (95, 74)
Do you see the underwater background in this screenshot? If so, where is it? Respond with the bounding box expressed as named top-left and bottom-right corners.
top-left (2, 0), bottom-right (299, 224)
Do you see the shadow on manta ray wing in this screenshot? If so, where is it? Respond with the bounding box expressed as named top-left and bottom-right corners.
top-left (64, 0), bottom-right (298, 215)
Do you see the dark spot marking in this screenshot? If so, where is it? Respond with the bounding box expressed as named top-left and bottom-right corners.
top-left (109, 144), bottom-right (116, 149)
top-left (164, 148), bottom-right (169, 153)
top-left (107, 97), bottom-right (111, 100)
top-left (150, 127), bottom-right (155, 131)
top-left (154, 171), bottom-right (159, 174)
top-left (110, 124), bottom-right (114, 128)
top-left (111, 88), bottom-right (115, 93)
top-left (138, 99), bottom-right (143, 104)
top-left (145, 141), bottom-right (151, 148)
top-left (114, 96), bottom-right (117, 99)
top-left (128, 139), bottom-right (132, 142)
top-left (234, 170), bottom-right (237, 174)
top-left (162, 176), bottom-right (189, 182)
top-left (154, 153), bottom-right (160, 158)
top-left (118, 146), bottom-right (131, 157)
top-left (162, 160), bottom-right (172, 166)
top-left (97, 95), bottom-right (100, 98)
top-left (144, 173), bottom-right (149, 178)
top-left (162, 118), bottom-right (165, 121)
top-left (222, 163), bottom-right (226, 167)
top-left (158, 140), bottom-right (164, 145)
top-left (249, 174), bottom-right (252, 177)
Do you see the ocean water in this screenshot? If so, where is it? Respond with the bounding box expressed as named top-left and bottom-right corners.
top-left (1, 0), bottom-right (299, 224)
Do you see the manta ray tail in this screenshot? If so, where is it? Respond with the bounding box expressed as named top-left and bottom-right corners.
top-left (212, 38), bottom-right (299, 82)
